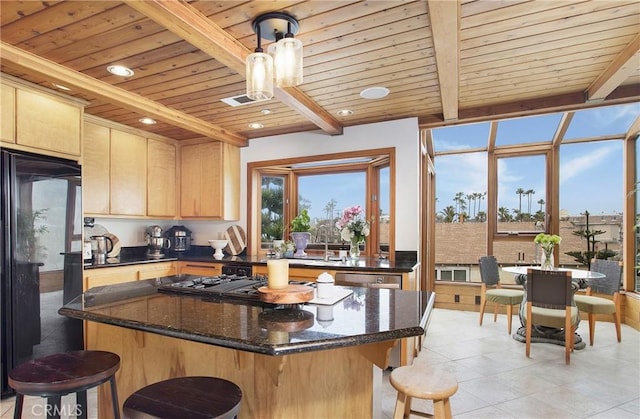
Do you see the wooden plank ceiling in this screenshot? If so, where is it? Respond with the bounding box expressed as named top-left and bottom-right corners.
top-left (1, 0), bottom-right (638, 146)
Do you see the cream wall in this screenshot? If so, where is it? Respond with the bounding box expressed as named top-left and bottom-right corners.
top-left (94, 118), bottom-right (421, 251)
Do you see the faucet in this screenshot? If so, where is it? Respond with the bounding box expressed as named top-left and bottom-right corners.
top-left (317, 224), bottom-right (329, 261)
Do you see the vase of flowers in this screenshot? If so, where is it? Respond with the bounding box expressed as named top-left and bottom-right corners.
top-left (335, 205), bottom-right (370, 260)
top-left (534, 233), bottom-right (561, 270)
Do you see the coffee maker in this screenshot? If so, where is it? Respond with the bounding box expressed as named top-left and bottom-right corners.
top-left (146, 225), bottom-right (169, 259)
top-left (164, 225), bottom-right (192, 255)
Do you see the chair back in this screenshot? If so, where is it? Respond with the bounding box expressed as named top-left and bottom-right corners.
top-left (526, 269), bottom-right (572, 308)
top-left (589, 259), bottom-right (622, 295)
top-left (479, 256), bottom-right (500, 286)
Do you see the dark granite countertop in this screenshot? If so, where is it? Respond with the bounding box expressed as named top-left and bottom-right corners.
top-left (84, 246), bottom-right (418, 273)
top-left (60, 277), bottom-right (434, 356)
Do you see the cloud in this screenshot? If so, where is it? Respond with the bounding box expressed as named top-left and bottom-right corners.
top-left (560, 144), bottom-right (616, 184)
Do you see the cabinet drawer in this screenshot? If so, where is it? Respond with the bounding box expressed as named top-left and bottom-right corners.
top-left (179, 262), bottom-right (222, 276)
top-left (138, 262), bottom-right (177, 280)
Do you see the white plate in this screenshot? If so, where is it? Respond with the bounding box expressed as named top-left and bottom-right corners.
top-left (308, 287), bottom-right (353, 305)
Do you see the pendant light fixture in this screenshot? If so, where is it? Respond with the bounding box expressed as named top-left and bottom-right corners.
top-left (246, 12), bottom-right (302, 100)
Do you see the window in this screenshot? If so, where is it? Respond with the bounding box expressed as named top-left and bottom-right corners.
top-left (436, 267), bottom-right (469, 282)
top-left (249, 149), bottom-right (394, 258)
top-left (496, 154), bottom-right (546, 233)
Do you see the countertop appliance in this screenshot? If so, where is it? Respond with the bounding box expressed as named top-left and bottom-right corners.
top-left (1, 150), bottom-right (83, 397)
top-left (146, 225), bottom-right (168, 259)
top-left (164, 225), bottom-right (192, 255)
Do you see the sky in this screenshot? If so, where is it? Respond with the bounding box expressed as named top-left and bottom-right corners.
top-left (289, 103), bottom-right (638, 221)
top-left (433, 103), bottom-right (638, 217)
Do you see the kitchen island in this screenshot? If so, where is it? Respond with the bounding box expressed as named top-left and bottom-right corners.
top-left (60, 278), bottom-right (434, 418)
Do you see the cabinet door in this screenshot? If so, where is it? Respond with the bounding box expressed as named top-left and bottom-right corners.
top-left (84, 266), bottom-right (138, 290)
top-left (82, 122), bottom-right (110, 214)
top-left (180, 143), bottom-right (210, 217)
top-left (16, 89), bottom-right (81, 156)
top-left (110, 130), bottom-right (147, 215)
top-left (1, 83), bottom-right (15, 143)
top-left (147, 139), bottom-right (176, 217)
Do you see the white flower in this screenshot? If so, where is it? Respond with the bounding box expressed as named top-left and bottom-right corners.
top-left (336, 205), bottom-right (370, 243)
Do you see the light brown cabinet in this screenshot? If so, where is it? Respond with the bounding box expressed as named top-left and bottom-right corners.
top-left (1, 78), bottom-right (83, 158)
top-left (83, 262), bottom-right (177, 290)
top-left (110, 130), bottom-right (147, 216)
top-left (180, 141), bottom-right (239, 219)
top-left (83, 117), bottom-right (177, 218)
top-left (147, 139), bottom-right (177, 217)
top-left (83, 121), bottom-right (111, 214)
top-left (1, 82), bottom-right (15, 143)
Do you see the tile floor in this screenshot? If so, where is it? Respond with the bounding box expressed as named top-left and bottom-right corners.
top-left (2, 308), bottom-right (638, 418)
top-left (380, 309), bottom-right (640, 419)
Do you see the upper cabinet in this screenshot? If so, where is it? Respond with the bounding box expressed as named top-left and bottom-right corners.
top-left (83, 116), bottom-right (177, 218)
top-left (180, 141), bottom-right (239, 220)
top-left (1, 76), bottom-right (84, 160)
top-left (110, 130), bottom-right (147, 216)
top-left (147, 138), bottom-right (177, 217)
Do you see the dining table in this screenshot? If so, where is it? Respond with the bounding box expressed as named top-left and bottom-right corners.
top-left (500, 265), bottom-right (605, 349)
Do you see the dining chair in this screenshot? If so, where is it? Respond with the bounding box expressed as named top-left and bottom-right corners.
top-left (478, 256), bottom-right (524, 334)
top-left (573, 259), bottom-right (622, 346)
top-left (525, 268), bottom-right (578, 365)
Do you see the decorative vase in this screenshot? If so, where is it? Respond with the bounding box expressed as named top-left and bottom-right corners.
top-left (541, 247), bottom-right (554, 270)
top-left (349, 239), bottom-right (363, 260)
top-left (291, 232), bottom-right (310, 257)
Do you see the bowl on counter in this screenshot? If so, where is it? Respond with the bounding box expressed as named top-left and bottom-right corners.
top-left (208, 239), bottom-right (229, 260)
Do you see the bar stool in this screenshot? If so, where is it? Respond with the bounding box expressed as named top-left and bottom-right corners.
top-left (9, 350), bottom-right (121, 419)
top-left (123, 376), bottom-right (242, 419)
top-left (389, 364), bottom-right (458, 419)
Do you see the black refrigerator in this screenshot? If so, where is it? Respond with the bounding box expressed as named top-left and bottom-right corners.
top-left (1, 149), bottom-right (84, 397)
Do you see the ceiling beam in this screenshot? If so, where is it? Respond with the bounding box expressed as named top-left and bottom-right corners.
top-left (0, 41), bottom-right (247, 147)
top-left (124, 0), bottom-right (343, 136)
top-left (426, 0), bottom-right (460, 121)
top-left (586, 34), bottom-right (640, 102)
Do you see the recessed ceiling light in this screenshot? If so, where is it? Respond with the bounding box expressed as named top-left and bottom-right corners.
top-left (360, 86), bottom-right (389, 99)
top-left (139, 117), bottom-right (157, 125)
top-left (248, 122), bottom-right (264, 129)
top-left (337, 109), bottom-right (354, 116)
top-left (261, 109), bottom-right (272, 115)
top-left (51, 82), bottom-right (71, 91)
top-left (107, 65), bottom-right (134, 77)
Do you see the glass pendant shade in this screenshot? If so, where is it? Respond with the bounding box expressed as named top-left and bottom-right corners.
top-left (271, 37), bottom-right (303, 87)
top-left (246, 51), bottom-right (274, 101)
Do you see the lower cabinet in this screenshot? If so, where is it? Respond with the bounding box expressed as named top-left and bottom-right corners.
top-left (83, 262), bottom-right (177, 290)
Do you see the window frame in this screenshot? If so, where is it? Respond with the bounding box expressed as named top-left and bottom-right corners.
top-left (247, 148), bottom-right (395, 259)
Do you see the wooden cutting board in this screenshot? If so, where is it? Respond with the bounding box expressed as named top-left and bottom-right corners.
top-left (258, 285), bottom-right (315, 304)
top-left (224, 225), bottom-right (246, 255)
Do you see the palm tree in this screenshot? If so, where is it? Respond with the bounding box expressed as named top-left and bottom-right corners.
top-left (454, 192), bottom-right (465, 216)
top-left (537, 198), bottom-right (545, 212)
top-left (440, 206), bottom-right (456, 223)
top-left (525, 189), bottom-right (535, 214)
top-left (498, 207), bottom-right (512, 222)
top-left (466, 194), bottom-right (473, 218)
top-left (515, 188), bottom-right (525, 213)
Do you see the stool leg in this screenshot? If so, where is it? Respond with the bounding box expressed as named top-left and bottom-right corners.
top-left (77, 390), bottom-right (88, 419)
top-left (109, 376), bottom-right (121, 419)
top-left (46, 395), bottom-right (62, 419)
top-left (13, 394), bottom-right (24, 419)
top-left (433, 398), bottom-right (453, 419)
top-left (393, 392), bottom-right (411, 419)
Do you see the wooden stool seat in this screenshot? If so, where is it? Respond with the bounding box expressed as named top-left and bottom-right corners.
top-left (390, 365), bottom-right (458, 419)
top-left (9, 350), bottom-right (121, 419)
top-left (123, 376), bottom-right (242, 419)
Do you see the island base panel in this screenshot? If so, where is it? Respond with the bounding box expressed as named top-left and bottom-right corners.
top-left (88, 323), bottom-right (376, 418)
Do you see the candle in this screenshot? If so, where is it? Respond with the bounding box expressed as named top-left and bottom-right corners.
top-left (267, 259), bottom-right (289, 289)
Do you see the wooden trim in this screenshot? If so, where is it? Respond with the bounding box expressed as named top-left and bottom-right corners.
top-left (426, 0), bottom-right (460, 121)
top-left (622, 127), bottom-right (636, 292)
top-left (587, 34), bottom-right (640, 101)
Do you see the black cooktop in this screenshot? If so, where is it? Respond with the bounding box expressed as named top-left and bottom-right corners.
top-left (157, 274), bottom-right (314, 304)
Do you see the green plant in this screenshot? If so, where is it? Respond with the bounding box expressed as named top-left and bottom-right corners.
top-left (17, 208), bottom-right (49, 262)
top-left (565, 210), bottom-right (615, 270)
top-left (290, 209), bottom-right (311, 232)
top-left (534, 233), bottom-right (561, 250)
